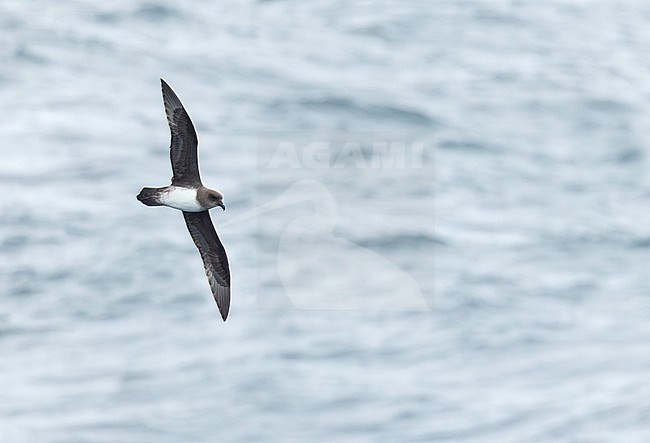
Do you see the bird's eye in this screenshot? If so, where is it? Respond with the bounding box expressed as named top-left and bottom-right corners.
top-left (210, 194), bottom-right (217, 200)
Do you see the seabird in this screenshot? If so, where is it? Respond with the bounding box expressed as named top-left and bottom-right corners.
top-left (137, 79), bottom-right (231, 321)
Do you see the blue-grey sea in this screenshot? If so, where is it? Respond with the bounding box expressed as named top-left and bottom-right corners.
top-left (2, 1), bottom-right (650, 442)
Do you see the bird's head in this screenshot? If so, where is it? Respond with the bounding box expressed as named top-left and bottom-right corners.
top-left (201, 188), bottom-right (225, 211)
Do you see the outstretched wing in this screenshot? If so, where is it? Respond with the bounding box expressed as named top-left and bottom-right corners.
top-left (183, 211), bottom-right (231, 321)
top-left (161, 79), bottom-right (201, 187)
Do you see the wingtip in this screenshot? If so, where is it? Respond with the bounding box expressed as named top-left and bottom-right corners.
top-left (160, 79), bottom-right (185, 112)
top-left (219, 293), bottom-right (230, 322)
top-left (220, 307), bottom-right (229, 322)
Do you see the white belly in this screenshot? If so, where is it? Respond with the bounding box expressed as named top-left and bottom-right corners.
top-left (163, 187), bottom-right (203, 212)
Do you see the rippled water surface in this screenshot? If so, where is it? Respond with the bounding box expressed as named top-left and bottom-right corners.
top-left (2, 1), bottom-right (650, 442)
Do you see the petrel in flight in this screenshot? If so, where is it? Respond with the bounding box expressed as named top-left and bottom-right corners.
top-left (137, 79), bottom-right (231, 321)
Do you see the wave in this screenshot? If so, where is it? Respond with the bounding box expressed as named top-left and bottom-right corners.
top-left (270, 96), bottom-right (435, 126)
top-left (355, 232), bottom-right (445, 249)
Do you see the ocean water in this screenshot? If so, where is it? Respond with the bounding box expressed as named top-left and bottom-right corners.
top-left (1, 0), bottom-right (650, 441)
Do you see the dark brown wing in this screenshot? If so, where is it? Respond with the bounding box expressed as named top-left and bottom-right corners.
top-left (161, 79), bottom-right (201, 187)
top-left (183, 211), bottom-right (231, 321)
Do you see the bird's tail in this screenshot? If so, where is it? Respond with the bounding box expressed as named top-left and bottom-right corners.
top-left (137, 187), bottom-right (165, 206)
